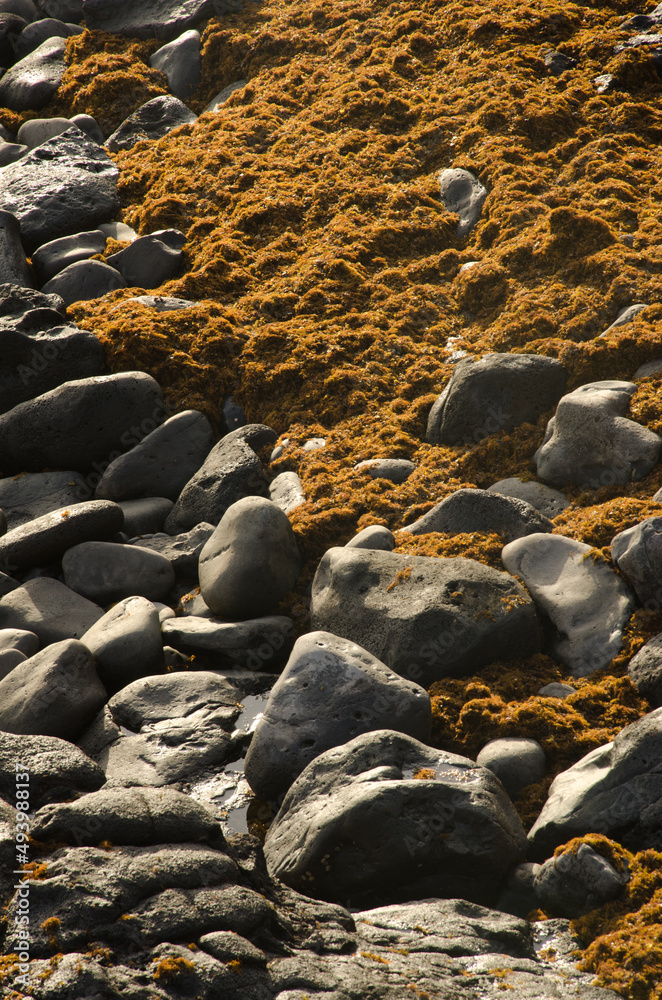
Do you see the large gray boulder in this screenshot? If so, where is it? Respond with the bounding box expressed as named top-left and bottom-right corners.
top-left (265, 729), bottom-right (527, 907)
top-left (0, 730), bottom-right (104, 807)
top-left (534, 843), bottom-right (628, 918)
top-left (0, 577), bottom-right (103, 644)
top-left (426, 353), bottom-right (566, 446)
top-left (502, 533), bottom-right (635, 676)
top-left (400, 487), bottom-right (553, 541)
top-left (244, 631), bottom-right (431, 800)
top-left (105, 93), bottom-right (197, 152)
top-left (611, 516), bottom-right (662, 607)
top-left (528, 707), bottom-right (662, 858)
top-left (82, 0), bottom-right (219, 40)
top-left (62, 540), bottom-right (176, 604)
top-left (0, 36), bottom-right (65, 112)
top-left (310, 547), bottom-right (540, 686)
top-left (80, 596), bottom-right (164, 694)
top-left (0, 470), bottom-right (90, 529)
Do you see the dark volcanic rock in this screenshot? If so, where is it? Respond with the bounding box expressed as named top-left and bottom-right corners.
top-left (41, 258), bottom-right (126, 305)
top-left (106, 232), bottom-right (184, 287)
top-left (0, 470), bottom-right (90, 528)
top-left (400, 487), bottom-right (553, 540)
top-left (0, 36), bottom-right (65, 112)
top-left (105, 94), bottom-right (197, 152)
top-left (80, 595), bottom-right (165, 693)
top-left (82, 0), bottom-right (219, 40)
top-left (0, 209), bottom-right (34, 288)
top-left (628, 632), bottom-right (662, 706)
top-left (62, 540), bottom-right (176, 604)
top-left (534, 843), bottom-right (627, 918)
top-left (0, 500), bottom-right (124, 574)
top-left (0, 577), bottom-right (103, 643)
top-left (31, 228), bottom-right (107, 283)
top-left (0, 730), bottom-right (104, 807)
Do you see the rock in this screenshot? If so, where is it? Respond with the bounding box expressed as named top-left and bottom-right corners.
top-left (0, 138), bottom-right (28, 166)
top-left (69, 112), bottom-right (104, 143)
top-left (245, 630), bottom-right (432, 801)
top-left (95, 408), bottom-right (214, 502)
top-left (495, 861), bottom-right (541, 918)
top-left (265, 729), bottom-right (527, 906)
top-left (611, 516), bottom-right (662, 607)
top-left (426, 353), bottom-right (566, 446)
top-left (599, 302), bottom-right (647, 336)
top-left (355, 458), bottom-right (416, 482)
top-left (534, 843), bottom-right (627, 918)
top-left (627, 632), bottom-right (662, 706)
top-left (528, 707), bottom-right (662, 857)
top-left (0, 370), bottom-right (165, 474)
top-left (0, 470), bottom-right (90, 528)
top-left (129, 521), bottom-right (213, 576)
top-left (204, 78), bottom-right (247, 111)
top-left (635, 358), bottom-right (662, 379)
top-left (269, 471), bottom-right (305, 513)
top-left (0, 126), bottom-right (119, 252)
top-left (0, 0), bottom-right (37, 19)
top-left (543, 50), bottom-right (577, 74)
top-left (0, 210), bottom-right (34, 288)
top-left (310, 547), bottom-right (540, 687)
top-left (165, 424), bottom-right (276, 532)
top-left (14, 17), bottom-right (83, 59)
top-left (39, 0), bottom-right (82, 19)
top-left (438, 167), bottom-right (487, 237)
top-left (0, 577), bottom-right (103, 643)
top-left (0, 12), bottom-right (27, 65)
top-left (534, 380), bottom-right (662, 489)
top-left (0, 36), bottom-right (65, 112)
top-left (0, 637), bottom-right (106, 740)
top-left (105, 94), bottom-right (197, 152)
top-left (162, 614), bottom-right (294, 670)
top-left (16, 114), bottom-right (72, 148)
top-left (0, 627), bottom-right (38, 656)
top-left (83, 0), bottom-right (217, 40)
top-left (0, 500), bottom-right (124, 574)
top-left (118, 496), bottom-right (173, 535)
top-left (0, 647), bottom-right (26, 680)
top-left (62, 540), bottom-right (176, 604)
top-left (345, 524), bottom-right (396, 550)
top-left (198, 930), bottom-right (266, 965)
top-left (32, 228), bottom-right (107, 283)
top-left (41, 258), bottom-right (127, 304)
top-left (594, 72), bottom-right (616, 93)
top-left (149, 28), bottom-right (201, 101)
top-left (105, 232), bottom-right (184, 287)
top-left (486, 477), bottom-right (570, 518)
top-left (98, 220), bottom-right (137, 241)
top-left (303, 435), bottom-right (326, 451)
top-left (80, 595), bottom-right (164, 693)
top-left (0, 730), bottom-right (104, 807)
top-left (199, 496), bottom-right (302, 620)
top-left (400, 487), bottom-right (553, 541)
top-left (539, 681), bottom-right (577, 699)
top-left (117, 292), bottom-right (195, 311)
top-left (475, 738), bottom-right (546, 798)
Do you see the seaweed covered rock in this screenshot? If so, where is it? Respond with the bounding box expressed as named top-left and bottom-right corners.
top-left (310, 546), bottom-right (540, 686)
top-left (400, 487), bottom-right (553, 541)
top-left (534, 843), bottom-right (628, 918)
top-left (611, 516), bottom-right (662, 607)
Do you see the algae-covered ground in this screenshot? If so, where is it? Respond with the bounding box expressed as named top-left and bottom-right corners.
top-left (13, 0), bottom-right (662, 995)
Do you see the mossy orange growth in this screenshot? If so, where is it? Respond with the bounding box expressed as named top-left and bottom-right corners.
top-left (552, 495), bottom-right (662, 549)
top-left (0, 956), bottom-right (19, 982)
top-left (153, 955), bottom-right (195, 981)
top-left (395, 530), bottom-right (504, 569)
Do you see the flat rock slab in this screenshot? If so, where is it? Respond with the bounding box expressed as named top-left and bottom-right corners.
top-left (0, 126), bottom-right (119, 252)
top-left (502, 533), bottom-right (635, 676)
top-left (62, 540), bottom-right (176, 604)
top-left (400, 487), bottom-right (553, 541)
top-left (0, 730), bottom-right (104, 806)
top-left (310, 547), bottom-right (540, 687)
top-left (162, 614), bottom-right (294, 670)
top-left (0, 577), bottom-right (103, 644)
top-left (0, 500), bottom-right (123, 574)
top-left (82, 0), bottom-right (217, 40)
top-left (0, 470), bottom-right (90, 529)
top-left (244, 630), bottom-right (432, 800)
top-left (0, 36), bottom-right (65, 112)
top-left (265, 729), bottom-right (527, 907)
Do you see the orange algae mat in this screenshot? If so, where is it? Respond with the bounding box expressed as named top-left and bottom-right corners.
top-left (28, 0), bottom-right (662, 995)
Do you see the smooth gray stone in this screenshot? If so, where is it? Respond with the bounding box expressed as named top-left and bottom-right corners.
top-left (502, 533), bottom-right (635, 677)
top-left (149, 28), bottom-right (201, 101)
top-left (346, 524), bottom-right (396, 550)
top-left (400, 488), bottom-right (553, 541)
top-left (475, 738), bottom-right (546, 799)
top-left (0, 139), bottom-right (28, 166)
top-left (0, 729), bottom-right (104, 805)
top-left (599, 302), bottom-right (647, 337)
top-left (0, 0), bottom-right (37, 20)
top-left (310, 547), bottom-right (539, 687)
top-left (528, 707), bottom-right (662, 857)
top-left (82, 0), bottom-right (217, 40)
top-left (14, 17), bottom-right (83, 58)
top-left (0, 577), bottom-right (103, 643)
top-left (199, 496), bottom-right (302, 620)
top-left (0, 370), bottom-right (165, 474)
top-left (0, 569), bottom-right (18, 598)
top-left (16, 114), bottom-right (71, 148)
top-left (355, 458), bottom-right (416, 483)
top-left (0, 626), bottom-right (38, 655)
top-left (69, 112), bottom-right (104, 143)
top-left (38, 0), bottom-right (82, 18)
top-left (63, 540), bottom-right (176, 604)
top-left (0, 125), bottom-right (119, 252)
top-left (95, 408), bottom-right (214, 502)
top-left (147, 227), bottom-right (186, 251)
top-left (117, 293), bottom-right (195, 311)
top-left (165, 424), bottom-right (276, 532)
top-left (426, 353), bottom-right (567, 447)
top-left (611, 516), bottom-right (662, 607)
top-left (535, 380), bottom-right (662, 489)
top-left (0, 12), bottom-right (27, 65)
top-left (162, 614), bottom-right (294, 670)
top-left (438, 167), bottom-right (487, 237)
top-left (534, 843), bottom-right (627, 918)
top-left (635, 357), bottom-right (662, 379)
top-left (495, 861), bottom-right (541, 919)
top-left (41, 258), bottom-right (127, 305)
top-left (269, 470), bottom-right (305, 513)
top-left (110, 669), bottom-right (239, 730)
top-left (198, 930), bottom-right (266, 965)
top-left (118, 496), bottom-right (173, 536)
top-left (245, 630), bottom-right (432, 801)
top-left (105, 94), bottom-right (197, 152)
top-left (628, 632), bottom-right (662, 706)
top-left (80, 595), bottom-right (164, 693)
top-left (544, 50), bottom-right (577, 74)
top-left (486, 477), bottom-right (570, 518)
top-left (0, 35), bottom-right (64, 111)
top-left (0, 637), bottom-right (106, 739)
top-left (0, 499), bottom-right (123, 574)
top-left (0, 210), bottom-right (34, 287)
top-left (0, 646), bottom-right (26, 680)
top-left (265, 729), bottom-right (527, 906)
top-left (105, 232), bottom-right (183, 288)
top-left (539, 681), bottom-right (577, 699)
top-left (129, 521), bottom-right (213, 576)
top-left (204, 78), bottom-right (247, 111)
top-left (32, 228), bottom-right (106, 283)
top-left (0, 470), bottom-right (90, 528)
top-left (97, 220), bottom-right (136, 241)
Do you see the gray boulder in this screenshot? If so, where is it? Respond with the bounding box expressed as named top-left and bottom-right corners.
top-left (62, 540), bottom-right (176, 604)
top-left (535, 380), bottom-right (662, 489)
top-left (0, 209), bottom-right (34, 288)
top-left (0, 638), bottom-right (106, 740)
top-left (0, 647), bottom-right (26, 680)
top-left (628, 632), bottom-right (662, 706)
top-left (204, 78), bottom-right (247, 111)
top-left (528, 707), bottom-right (662, 857)
top-left (269, 470), bottom-right (305, 513)
top-left (16, 115), bottom-right (74, 148)
top-left (0, 36), bottom-right (65, 111)
top-left (244, 630), bottom-right (431, 800)
top-left (149, 28), bottom-right (201, 101)
top-left (265, 729), bottom-right (527, 906)
top-left (355, 458), bottom-right (416, 483)
top-left (0, 577), bottom-right (103, 643)
top-left (346, 524), bottom-right (396, 550)
top-left (0, 500), bottom-right (123, 574)
top-left (611, 516), bottom-right (662, 607)
top-left (0, 730), bottom-right (104, 806)
top-left (438, 167), bottom-right (487, 237)
top-left (310, 547), bottom-right (540, 687)
top-left (82, 0), bottom-right (218, 40)
top-left (199, 496), bottom-right (301, 620)
top-left (80, 595), bottom-right (164, 693)
top-left (476, 738), bottom-right (546, 798)
top-left (0, 126), bottom-right (119, 252)
top-left (486, 477), bottom-right (570, 518)
top-left (31, 228), bottom-right (107, 283)
top-left (14, 17), bottom-right (83, 59)
top-left (502, 533), bottom-right (635, 676)
top-left (534, 843), bottom-right (628, 918)
top-left (105, 93), bottom-right (197, 152)
top-left (426, 353), bottom-right (566, 447)
top-left (106, 232), bottom-right (184, 288)
top-left (41, 258), bottom-right (127, 305)
top-left (0, 138), bottom-right (28, 166)
top-left (118, 496), bottom-right (173, 536)
top-left (0, 627), bottom-right (38, 656)
top-left (161, 614), bottom-right (294, 670)
top-left (400, 487), bottom-right (553, 541)
top-left (0, 470), bottom-right (90, 528)
top-left (129, 521), bottom-right (213, 576)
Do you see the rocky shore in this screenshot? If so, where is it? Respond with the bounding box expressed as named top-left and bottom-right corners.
top-left (0, 0), bottom-right (661, 998)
